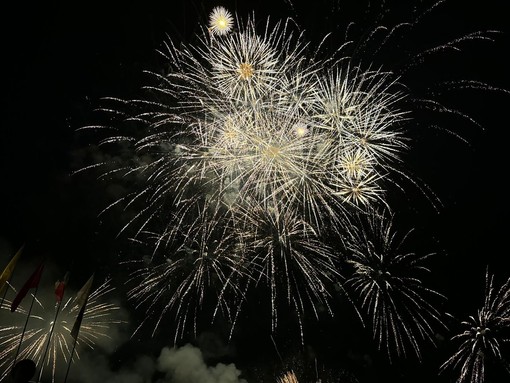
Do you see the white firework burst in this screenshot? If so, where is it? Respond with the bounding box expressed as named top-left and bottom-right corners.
top-left (440, 269), bottom-right (510, 383)
top-left (0, 279), bottom-right (124, 383)
top-left (79, 2), bottom-right (501, 347)
top-left (208, 6), bottom-right (234, 36)
top-left (340, 210), bottom-right (448, 361)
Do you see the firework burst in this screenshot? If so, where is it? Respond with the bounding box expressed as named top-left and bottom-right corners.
top-left (84, 7), bottom-right (407, 339)
top-left (126, 201), bottom-right (249, 342)
top-left (340, 210), bottom-right (448, 361)
top-left (87, 7), bottom-right (408, 236)
top-left (0, 279), bottom-right (124, 382)
top-left (440, 269), bottom-right (510, 383)
top-left (208, 6), bottom-right (234, 36)
top-left (80, 2), bottom-right (501, 347)
top-left (278, 370), bottom-right (299, 383)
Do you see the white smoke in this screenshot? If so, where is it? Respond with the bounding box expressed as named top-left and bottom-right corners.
top-left (156, 344), bottom-right (247, 383)
top-left (74, 343), bottom-right (247, 383)
top-left (0, 254), bottom-right (247, 383)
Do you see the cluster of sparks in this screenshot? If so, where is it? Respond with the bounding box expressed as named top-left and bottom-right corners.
top-left (0, 279), bottom-right (123, 382)
top-left (277, 370), bottom-right (300, 383)
top-left (82, 3), bottom-right (508, 378)
top-left (341, 211), bottom-right (447, 361)
top-left (440, 270), bottom-right (510, 383)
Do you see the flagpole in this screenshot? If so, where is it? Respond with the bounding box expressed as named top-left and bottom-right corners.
top-left (37, 299), bottom-right (63, 382)
top-left (37, 272), bottom-right (69, 382)
top-left (64, 299), bottom-right (88, 383)
top-left (63, 273), bottom-right (93, 383)
top-left (11, 285), bottom-right (39, 370)
top-left (0, 283), bottom-right (8, 308)
top-left (63, 332), bottom-right (78, 383)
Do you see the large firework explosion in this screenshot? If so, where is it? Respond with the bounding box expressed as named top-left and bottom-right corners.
top-left (78, 1), bottom-right (506, 375)
top-left (84, 5), bottom-right (411, 336)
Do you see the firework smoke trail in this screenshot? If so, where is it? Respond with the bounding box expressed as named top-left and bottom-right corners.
top-left (0, 279), bottom-right (124, 382)
top-left (80, 1), bottom-right (500, 346)
top-left (440, 269), bottom-right (510, 383)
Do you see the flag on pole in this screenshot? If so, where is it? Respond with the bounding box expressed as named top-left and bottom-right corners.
top-left (75, 273), bottom-right (94, 309)
top-left (64, 274), bottom-right (95, 383)
top-left (70, 299), bottom-right (87, 341)
top-left (10, 261), bottom-right (45, 313)
top-left (38, 270), bottom-right (71, 382)
top-left (54, 271), bottom-right (70, 303)
top-left (70, 274), bottom-right (94, 340)
top-left (0, 244), bottom-right (25, 296)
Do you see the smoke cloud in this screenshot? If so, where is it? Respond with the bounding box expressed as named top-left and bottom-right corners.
top-left (157, 343), bottom-right (247, 383)
top-left (74, 343), bottom-right (247, 383)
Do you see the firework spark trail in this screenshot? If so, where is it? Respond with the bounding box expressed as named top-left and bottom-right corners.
top-left (440, 269), bottom-right (510, 383)
top-left (81, 2), bottom-right (501, 345)
top-left (231, 198), bottom-right (341, 339)
top-left (340, 210), bottom-right (448, 361)
top-left (126, 199), bottom-right (253, 342)
top-left (278, 370), bottom-right (300, 383)
top-left (0, 279), bottom-right (124, 382)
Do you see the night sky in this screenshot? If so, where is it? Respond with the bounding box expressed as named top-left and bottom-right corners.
top-left (2, 0), bottom-right (510, 382)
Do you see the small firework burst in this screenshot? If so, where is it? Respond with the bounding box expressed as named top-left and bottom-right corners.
top-left (292, 122), bottom-right (309, 138)
top-left (337, 148), bottom-right (374, 181)
top-left (341, 210), bottom-right (447, 361)
top-left (208, 6), bottom-right (234, 36)
top-left (332, 171), bottom-right (384, 207)
top-left (0, 279), bottom-right (125, 382)
top-left (440, 269), bottom-right (510, 383)
top-left (209, 17), bottom-right (292, 102)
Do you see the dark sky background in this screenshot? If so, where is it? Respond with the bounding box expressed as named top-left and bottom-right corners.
top-left (1, 0), bottom-right (510, 382)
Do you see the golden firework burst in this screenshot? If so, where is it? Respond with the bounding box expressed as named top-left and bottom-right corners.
top-left (278, 371), bottom-right (299, 383)
top-left (238, 62), bottom-right (254, 80)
